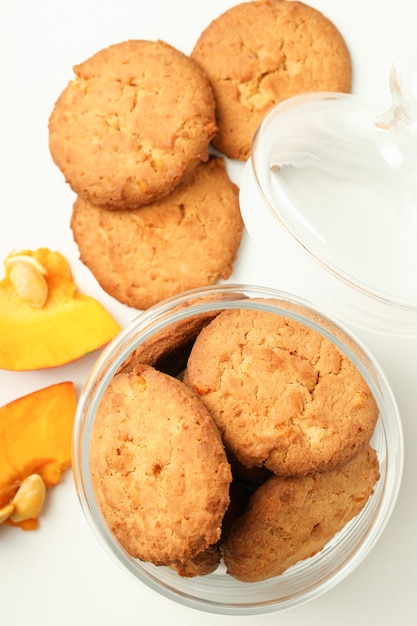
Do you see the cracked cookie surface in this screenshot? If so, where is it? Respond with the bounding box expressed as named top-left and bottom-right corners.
top-left (70, 156), bottom-right (243, 309)
top-left (191, 0), bottom-right (352, 160)
top-left (49, 39), bottom-right (217, 208)
top-left (89, 363), bottom-right (232, 566)
top-left (184, 307), bottom-right (379, 475)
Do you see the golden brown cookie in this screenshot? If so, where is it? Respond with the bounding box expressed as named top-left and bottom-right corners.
top-left (191, 0), bottom-right (352, 160)
top-left (70, 156), bottom-right (243, 310)
top-left (89, 364), bottom-right (232, 566)
top-left (185, 307), bottom-right (379, 476)
top-left (49, 39), bottom-right (217, 208)
top-left (222, 445), bottom-right (380, 582)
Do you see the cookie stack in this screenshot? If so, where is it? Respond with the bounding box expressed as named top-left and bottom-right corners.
top-left (48, 39), bottom-right (244, 310)
top-left (89, 305), bottom-right (380, 581)
top-left (49, 2), bottom-right (352, 310)
top-left (183, 307), bottom-right (380, 581)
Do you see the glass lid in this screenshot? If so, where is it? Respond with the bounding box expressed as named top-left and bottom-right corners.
top-left (251, 53), bottom-right (417, 311)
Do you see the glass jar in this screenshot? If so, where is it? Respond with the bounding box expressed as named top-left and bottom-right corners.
top-left (72, 285), bottom-right (403, 615)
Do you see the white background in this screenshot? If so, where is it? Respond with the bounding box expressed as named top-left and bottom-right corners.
top-left (1, 1), bottom-right (416, 624)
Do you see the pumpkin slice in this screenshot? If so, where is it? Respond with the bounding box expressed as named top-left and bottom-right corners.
top-left (0, 381), bottom-right (77, 530)
top-left (0, 248), bottom-right (121, 370)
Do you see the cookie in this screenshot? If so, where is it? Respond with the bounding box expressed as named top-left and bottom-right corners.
top-left (70, 157), bottom-right (243, 310)
top-left (191, 0), bottom-right (352, 159)
top-left (49, 39), bottom-right (217, 208)
top-left (185, 307), bottom-right (379, 475)
top-left (222, 445), bottom-right (380, 582)
top-left (89, 364), bottom-right (232, 566)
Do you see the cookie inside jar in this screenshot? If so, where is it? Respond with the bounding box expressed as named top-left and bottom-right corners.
top-left (89, 300), bottom-right (381, 581)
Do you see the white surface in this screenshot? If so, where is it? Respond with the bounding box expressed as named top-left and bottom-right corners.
top-left (1, 1), bottom-right (416, 624)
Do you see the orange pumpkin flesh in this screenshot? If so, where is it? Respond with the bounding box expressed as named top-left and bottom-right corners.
top-left (0, 381), bottom-right (77, 530)
top-left (0, 248), bottom-right (121, 370)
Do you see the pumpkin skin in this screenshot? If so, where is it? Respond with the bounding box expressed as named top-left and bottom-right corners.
top-left (0, 381), bottom-right (77, 530)
top-left (0, 248), bottom-right (121, 371)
